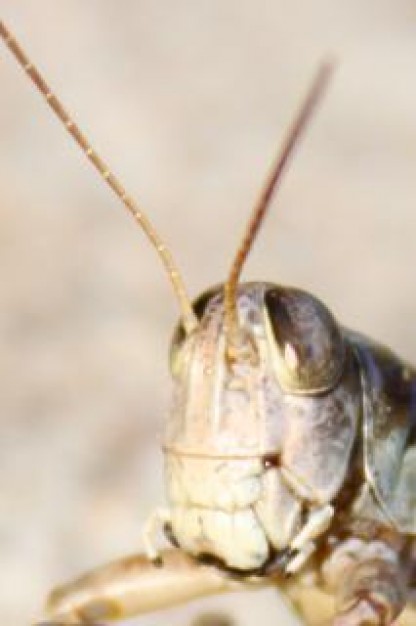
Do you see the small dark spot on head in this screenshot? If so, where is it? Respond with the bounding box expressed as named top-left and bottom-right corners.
top-left (262, 453), bottom-right (279, 469)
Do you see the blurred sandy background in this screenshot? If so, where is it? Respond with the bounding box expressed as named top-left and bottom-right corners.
top-left (1, 2), bottom-right (416, 625)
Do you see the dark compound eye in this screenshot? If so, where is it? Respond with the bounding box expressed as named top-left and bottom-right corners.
top-left (169, 285), bottom-right (222, 377)
top-left (264, 286), bottom-right (346, 394)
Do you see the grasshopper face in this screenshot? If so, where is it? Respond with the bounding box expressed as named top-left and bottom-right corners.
top-left (164, 282), bottom-right (358, 572)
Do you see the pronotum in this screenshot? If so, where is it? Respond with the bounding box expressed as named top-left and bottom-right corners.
top-left (2, 19), bottom-right (416, 626)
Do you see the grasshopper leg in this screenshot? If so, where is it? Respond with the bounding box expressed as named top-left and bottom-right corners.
top-left (43, 549), bottom-right (243, 624)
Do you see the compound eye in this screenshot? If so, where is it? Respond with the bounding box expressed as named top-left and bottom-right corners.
top-left (169, 285), bottom-right (221, 378)
top-left (264, 287), bottom-right (345, 394)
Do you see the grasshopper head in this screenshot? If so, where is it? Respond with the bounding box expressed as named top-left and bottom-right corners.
top-left (163, 282), bottom-right (355, 573)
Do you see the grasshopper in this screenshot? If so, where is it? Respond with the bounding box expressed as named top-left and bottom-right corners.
top-left (2, 19), bottom-right (416, 626)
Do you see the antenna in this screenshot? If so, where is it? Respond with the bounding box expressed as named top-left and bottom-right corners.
top-left (0, 20), bottom-right (198, 335)
top-left (224, 61), bottom-right (334, 358)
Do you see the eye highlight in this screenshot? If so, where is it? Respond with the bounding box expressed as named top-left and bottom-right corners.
top-left (264, 287), bottom-right (346, 394)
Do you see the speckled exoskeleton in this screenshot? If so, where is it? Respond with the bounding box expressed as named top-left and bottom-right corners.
top-left (2, 19), bottom-right (416, 626)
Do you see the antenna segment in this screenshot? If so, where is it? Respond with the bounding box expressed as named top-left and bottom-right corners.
top-left (0, 20), bottom-right (198, 335)
top-left (224, 61), bottom-right (334, 358)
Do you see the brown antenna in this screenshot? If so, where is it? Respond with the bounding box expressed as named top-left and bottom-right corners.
top-left (224, 61), bottom-right (334, 358)
top-left (0, 20), bottom-right (198, 335)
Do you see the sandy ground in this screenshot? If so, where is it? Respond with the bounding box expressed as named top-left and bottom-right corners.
top-left (1, 2), bottom-right (416, 625)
